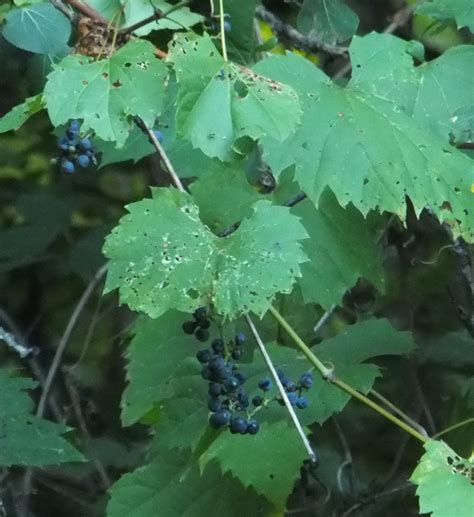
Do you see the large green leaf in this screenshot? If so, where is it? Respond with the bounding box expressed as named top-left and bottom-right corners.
top-left (107, 448), bottom-right (270, 517)
top-left (411, 440), bottom-right (474, 517)
top-left (0, 369), bottom-right (83, 466)
top-left (103, 188), bottom-right (308, 319)
top-left (297, 0), bottom-right (359, 45)
top-left (44, 39), bottom-right (167, 147)
top-left (294, 190), bottom-right (385, 308)
top-left (2, 3), bottom-right (71, 54)
top-left (122, 0), bottom-right (203, 36)
top-left (169, 33), bottom-right (301, 161)
top-left (350, 33), bottom-right (474, 144)
top-left (200, 421), bottom-right (308, 509)
top-left (257, 50), bottom-right (474, 242)
top-left (0, 94), bottom-right (44, 134)
top-left (416, 0), bottom-right (474, 31)
top-left (121, 312), bottom-right (206, 426)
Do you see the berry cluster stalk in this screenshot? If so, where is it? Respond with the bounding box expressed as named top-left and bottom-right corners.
top-left (268, 306), bottom-right (430, 444)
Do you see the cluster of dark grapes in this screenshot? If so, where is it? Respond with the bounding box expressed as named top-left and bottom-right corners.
top-left (53, 120), bottom-right (97, 174)
top-left (208, 14), bottom-right (232, 32)
top-left (184, 308), bottom-right (314, 436)
top-left (182, 308), bottom-right (211, 342)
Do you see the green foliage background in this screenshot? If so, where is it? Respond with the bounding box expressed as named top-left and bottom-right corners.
top-left (0, 0), bottom-right (473, 516)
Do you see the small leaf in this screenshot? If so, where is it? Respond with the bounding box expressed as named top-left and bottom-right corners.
top-left (297, 0), bottom-right (359, 45)
top-left (416, 0), bottom-right (474, 31)
top-left (3, 3), bottom-right (71, 54)
top-left (0, 369), bottom-right (83, 466)
top-left (107, 448), bottom-right (270, 517)
top-left (44, 39), bottom-right (167, 147)
top-left (0, 94), bottom-right (44, 134)
top-left (411, 440), bottom-right (474, 517)
top-left (103, 189), bottom-right (308, 319)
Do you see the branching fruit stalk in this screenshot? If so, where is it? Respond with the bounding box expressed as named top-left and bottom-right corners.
top-left (268, 306), bottom-right (430, 444)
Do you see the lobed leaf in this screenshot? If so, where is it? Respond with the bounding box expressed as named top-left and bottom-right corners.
top-left (0, 94), bottom-right (44, 134)
top-left (169, 33), bottom-right (302, 160)
top-left (411, 440), bottom-right (474, 517)
top-left (103, 188), bottom-right (308, 319)
top-left (416, 0), bottom-right (474, 31)
top-left (44, 39), bottom-right (167, 147)
top-left (257, 50), bottom-right (474, 241)
top-left (0, 369), bottom-right (83, 466)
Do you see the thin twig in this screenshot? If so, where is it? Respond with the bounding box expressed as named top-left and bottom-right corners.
top-left (36, 263), bottom-right (108, 418)
top-left (268, 306), bottom-right (429, 444)
top-left (333, 417), bottom-right (354, 496)
top-left (63, 0), bottom-right (109, 24)
top-left (62, 369), bottom-right (111, 489)
top-left (49, 0), bottom-right (75, 21)
top-left (134, 117), bottom-right (186, 193)
top-left (120, 0), bottom-right (190, 36)
top-left (408, 361), bottom-right (436, 435)
top-left (313, 304), bottom-right (336, 334)
top-left (256, 5), bottom-right (348, 56)
top-left (369, 388), bottom-right (429, 438)
top-left (341, 482), bottom-right (412, 517)
top-left (245, 314), bottom-right (318, 464)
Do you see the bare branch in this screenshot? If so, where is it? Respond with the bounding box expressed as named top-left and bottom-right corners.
top-left (256, 5), bottom-right (348, 56)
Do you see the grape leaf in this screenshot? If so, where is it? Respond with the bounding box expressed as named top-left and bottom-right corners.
top-left (86, 0), bottom-right (121, 20)
top-left (2, 3), bottom-right (71, 54)
top-left (416, 0), bottom-right (474, 31)
top-left (0, 94), bottom-right (44, 133)
top-left (0, 369), bottom-right (84, 466)
top-left (350, 33), bottom-right (474, 144)
top-left (44, 39), bottom-right (167, 147)
top-left (169, 33), bottom-right (301, 161)
top-left (121, 312), bottom-right (205, 426)
top-left (121, 0), bottom-right (203, 36)
top-left (189, 165), bottom-right (261, 233)
top-left (411, 440), bottom-right (474, 517)
top-left (294, 190), bottom-right (385, 308)
top-left (257, 50), bottom-right (474, 242)
top-left (107, 448), bottom-right (271, 517)
top-left (103, 188), bottom-right (308, 319)
top-left (297, 0), bottom-right (359, 45)
top-left (199, 421), bottom-right (308, 509)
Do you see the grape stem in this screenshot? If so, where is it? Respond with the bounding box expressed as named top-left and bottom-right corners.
top-left (218, 0), bottom-right (228, 62)
top-left (268, 306), bottom-right (430, 444)
top-left (134, 117), bottom-right (186, 193)
top-left (245, 314), bottom-right (318, 463)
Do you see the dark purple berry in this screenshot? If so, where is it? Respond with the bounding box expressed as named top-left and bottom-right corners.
top-left (153, 129), bottom-right (164, 143)
top-left (229, 416), bottom-right (247, 434)
top-left (201, 367), bottom-right (212, 380)
top-left (285, 381), bottom-right (297, 392)
top-left (224, 377), bottom-right (239, 392)
top-left (78, 138), bottom-right (93, 152)
top-left (224, 21), bottom-right (232, 32)
top-left (287, 392), bottom-right (298, 406)
top-left (195, 328), bottom-right (210, 342)
top-left (61, 160), bottom-right (75, 174)
top-left (69, 120), bottom-right (80, 133)
top-left (76, 154), bottom-right (90, 168)
top-left (196, 349), bottom-right (212, 363)
top-left (234, 371), bottom-right (246, 385)
top-left (296, 397), bottom-right (309, 409)
top-left (194, 307), bottom-right (207, 322)
top-left (208, 382), bottom-right (222, 397)
top-left (182, 320), bottom-right (197, 334)
top-left (209, 409), bottom-right (231, 428)
top-left (57, 136), bottom-right (69, 151)
top-left (211, 339), bottom-right (225, 354)
top-left (199, 319), bottom-right (211, 330)
top-left (235, 332), bottom-right (246, 345)
top-left (300, 372), bottom-right (313, 389)
top-left (252, 395), bottom-right (263, 407)
top-left (208, 398), bottom-right (222, 412)
top-left (247, 420), bottom-right (259, 435)
top-left (231, 348), bottom-right (242, 360)
top-left (258, 378), bottom-right (272, 391)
